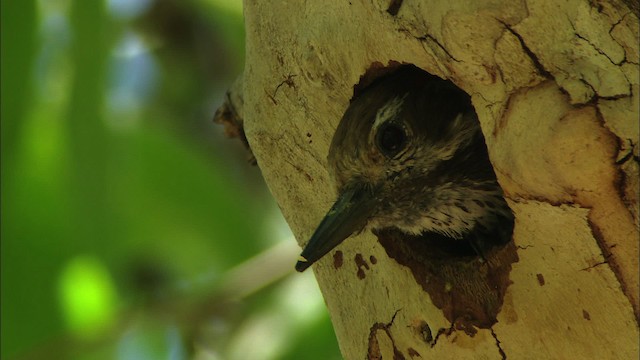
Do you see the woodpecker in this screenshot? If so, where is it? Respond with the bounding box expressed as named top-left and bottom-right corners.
top-left (295, 66), bottom-right (514, 272)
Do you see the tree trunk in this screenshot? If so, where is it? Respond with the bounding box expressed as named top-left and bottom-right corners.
top-left (236, 1), bottom-right (639, 358)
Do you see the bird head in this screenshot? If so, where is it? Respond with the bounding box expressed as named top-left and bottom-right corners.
top-left (296, 66), bottom-right (506, 272)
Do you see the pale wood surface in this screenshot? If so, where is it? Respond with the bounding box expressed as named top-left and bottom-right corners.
top-left (240, 0), bottom-right (639, 358)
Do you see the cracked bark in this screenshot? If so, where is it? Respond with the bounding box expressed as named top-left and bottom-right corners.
top-left (490, 328), bottom-right (507, 360)
top-left (230, 0), bottom-right (640, 358)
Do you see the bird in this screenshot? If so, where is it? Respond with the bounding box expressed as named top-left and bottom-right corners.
top-left (295, 65), bottom-right (514, 272)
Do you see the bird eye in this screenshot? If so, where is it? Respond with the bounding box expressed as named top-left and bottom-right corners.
top-left (376, 122), bottom-right (407, 157)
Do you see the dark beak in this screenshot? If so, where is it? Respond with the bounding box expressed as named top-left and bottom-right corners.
top-left (295, 182), bottom-right (377, 272)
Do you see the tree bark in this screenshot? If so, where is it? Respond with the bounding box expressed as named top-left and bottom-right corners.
top-left (236, 1), bottom-right (639, 358)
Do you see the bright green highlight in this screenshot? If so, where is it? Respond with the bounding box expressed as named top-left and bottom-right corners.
top-left (58, 255), bottom-right (118, 338)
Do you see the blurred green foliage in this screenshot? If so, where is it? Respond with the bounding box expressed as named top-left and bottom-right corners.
top-left (1, 0), bottom-right (341, 359)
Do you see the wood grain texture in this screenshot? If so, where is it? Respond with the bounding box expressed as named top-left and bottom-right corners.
top-left (240, 0), bottom-right (639, 358)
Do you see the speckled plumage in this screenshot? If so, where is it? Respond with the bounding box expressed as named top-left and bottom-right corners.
top-left (296, 66), bottom-right (514, 272)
